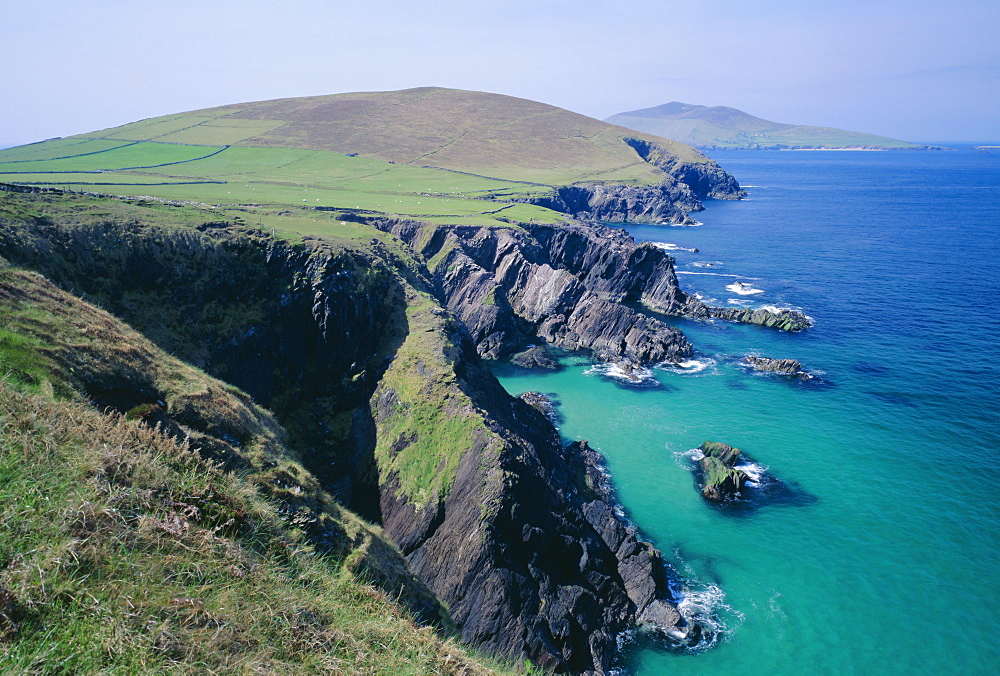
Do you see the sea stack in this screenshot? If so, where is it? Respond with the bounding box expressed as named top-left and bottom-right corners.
top-left (697, 441), bottom-right (750, 501)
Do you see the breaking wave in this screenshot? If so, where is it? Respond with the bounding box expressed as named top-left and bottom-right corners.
top-left (585, 362), bottom-right (660, 387)
top-left (664, 555), bottom-right (744, 653)
top-left (726, 281), bottom-right (764, 295)
top-left (650, 241), bottom-right (698, 253)
top-left (677, 271), bottom-right (749, 278)
top-left (657, 358), bottom-right (717, 376)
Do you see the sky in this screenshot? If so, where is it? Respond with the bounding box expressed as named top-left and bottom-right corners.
top-left (2, 0), bottom-right (997, 146)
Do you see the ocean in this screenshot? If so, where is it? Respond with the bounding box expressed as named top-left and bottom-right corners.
top-left (494, 147), bottom-right (1000, 674)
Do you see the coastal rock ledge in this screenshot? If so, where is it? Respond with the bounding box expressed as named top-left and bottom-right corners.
top-left (371, 217), bottom-right (812, 369)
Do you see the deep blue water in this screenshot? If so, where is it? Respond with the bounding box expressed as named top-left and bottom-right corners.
top-left (496, 148), bottom-right (1000, 674)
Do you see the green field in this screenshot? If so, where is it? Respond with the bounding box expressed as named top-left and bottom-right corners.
top-left (0, 141), bottom-right (562, 228)
top-left (0, 87), bottom-right (724, 232)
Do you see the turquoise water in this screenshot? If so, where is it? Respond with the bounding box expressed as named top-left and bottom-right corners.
top-left (495, 148), bottom-right (1000, 674)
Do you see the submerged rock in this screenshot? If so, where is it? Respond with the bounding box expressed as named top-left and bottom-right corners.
top-left (510, 345), bottom-right (559, 369)
top-left (697, 441), bottom-right (750, 502)
top-left (617, 361), bottom-right (645, 382)
top-left (743, 356), bottom-right (803, 375)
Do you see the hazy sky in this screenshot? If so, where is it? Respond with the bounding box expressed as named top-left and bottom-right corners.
top-left (3, 0), bottom-right (997, 145)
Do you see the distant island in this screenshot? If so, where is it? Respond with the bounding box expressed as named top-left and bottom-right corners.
top-left (606, 101), bottom-right (938, 150)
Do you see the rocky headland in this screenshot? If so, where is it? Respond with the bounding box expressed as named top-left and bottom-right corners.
top-left (369, 217), bottom-right (811, 367)
top-left (0, 195), bottom-right (728, 673)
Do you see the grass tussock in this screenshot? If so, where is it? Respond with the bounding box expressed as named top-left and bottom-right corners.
top-left (0, 383), bottom-right (508, 675)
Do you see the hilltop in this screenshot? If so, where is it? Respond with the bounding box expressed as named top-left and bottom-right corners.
top-left (0, 87), bottom-right (743, 228)
top-left (606, 101), bottom-right (932, 150)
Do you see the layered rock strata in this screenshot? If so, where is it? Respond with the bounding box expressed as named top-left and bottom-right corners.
top-left (709, 306), bottom-right (811, 331)
top-left (371, 219), bottom-right (702, 364)
top-left (370, 218), bottom-right (810, 368)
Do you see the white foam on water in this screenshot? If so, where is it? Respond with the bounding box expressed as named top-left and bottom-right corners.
top-left (734, 460), bottom-right (769, 487)
top-left (666, 575), bottom-right (745, 653)
top-left (673, 447), bottom-right (704, 471)
top-left (677, 271), bottom-right (749, 278)
top-left (726, 281), bottom-right (764, 295)
top-left (768, 592), bottom-right (788, 621)
top-left (691, 261), bottom-right (724, 268)
top-left (670, 220), bottom-right (703, 227)
top-left (584, 362), bottom-right (658, 385)
top-left (649, 241), bottom-right (697, 253)
top-left (657, 357), bottom-right (717, 375)
top-left (727, 298), bottom-right (754, 306)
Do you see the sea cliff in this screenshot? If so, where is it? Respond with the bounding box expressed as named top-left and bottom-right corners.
top-left (0, 193), bottom-right (704, 673)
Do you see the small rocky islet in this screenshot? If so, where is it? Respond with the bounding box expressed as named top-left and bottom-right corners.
top-left (696, 441), bottom-right (753, 502)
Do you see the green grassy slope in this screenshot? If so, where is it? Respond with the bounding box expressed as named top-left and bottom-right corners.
top-left (0, 87), bottom-right (723, 228)
top-left (0, 262), bottom-right (511, 674)
top-left (606, 101), bottom-right (928, 149)
top-left (0, 383), bottom-right (505, 675)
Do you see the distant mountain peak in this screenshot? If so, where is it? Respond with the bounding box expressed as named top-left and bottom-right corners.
top-left (606, 101), bottom-right (928, 150)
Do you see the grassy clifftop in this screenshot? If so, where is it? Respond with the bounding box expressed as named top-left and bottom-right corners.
top-left (0, 384), bottom-right (502, 674)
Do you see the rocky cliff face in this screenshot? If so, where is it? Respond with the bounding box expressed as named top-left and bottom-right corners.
top-left (0, 199), bottom-right (689, 673)
top-left (368, 217), bottom-right (809, 368)
top-left (520, 138), bottom-right (746, 226)
top-left (526, 183), bottom-right (703, 225)
top-left (365, 316), bottom-right (687, 672)
top-left (370, 219), bottom-right (704, 364)
top-left (623, 137), bottom-right (747, 201)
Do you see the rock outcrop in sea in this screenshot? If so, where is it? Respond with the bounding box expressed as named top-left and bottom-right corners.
top-left (510, 345), bottom-right (560, 369)
top-left (708, 306), bottom-right (812, 331)
top-left (696, 441), bottom-right (751, 502)
top-left (744, 356), bottom-right (803, 375)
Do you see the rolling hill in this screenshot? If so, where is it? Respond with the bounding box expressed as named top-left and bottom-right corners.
top-left (605, 101), bottom-right (932, 150)
top-left (0, 87), bottom-right (743, 230)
